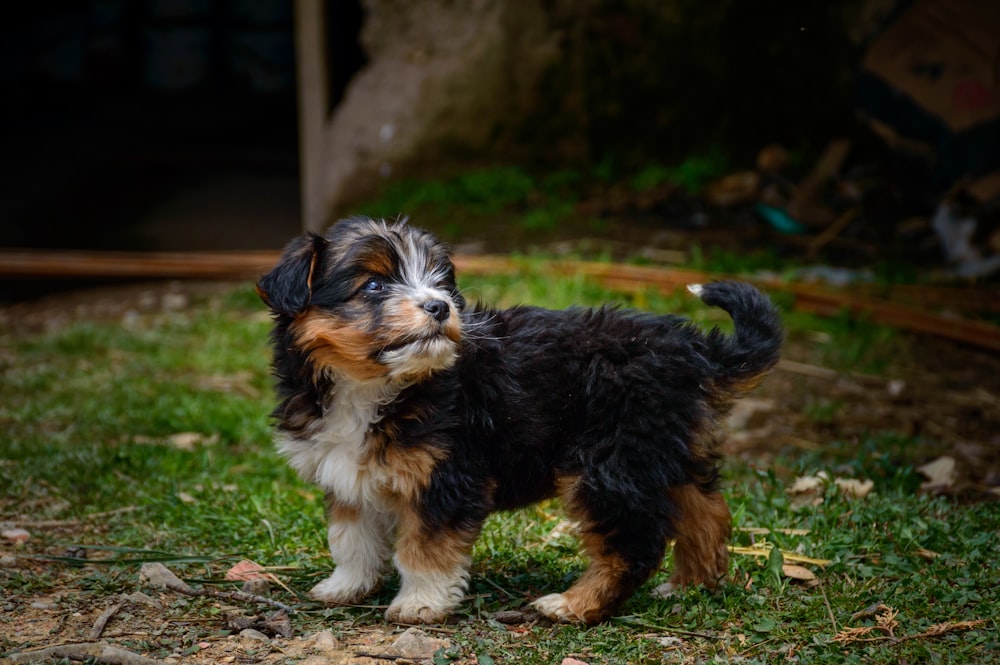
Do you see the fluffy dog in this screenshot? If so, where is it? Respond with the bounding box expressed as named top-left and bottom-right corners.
top-left (257, 216), bottom-right (782, 625)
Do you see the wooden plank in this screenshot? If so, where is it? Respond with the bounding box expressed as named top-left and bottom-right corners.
top-left (2, 249), bottom-right (998, 352)
top-left (294, 0), bottom-right (330, 233)
top-left (456, 255), bottom-right (1000, 352)
top-left (0, 250), bottom-right (281, 279)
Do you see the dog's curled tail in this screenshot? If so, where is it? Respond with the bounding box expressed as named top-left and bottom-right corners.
top-left (687, 281), bottom-right (783, 393)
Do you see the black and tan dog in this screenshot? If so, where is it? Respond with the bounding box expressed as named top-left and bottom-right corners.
top-left (257, 216), bottom-right (782, 625)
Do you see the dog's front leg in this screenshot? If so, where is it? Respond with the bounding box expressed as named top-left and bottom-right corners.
top-left (309, 493), bottom-right (393, 604)
top-left (385, 508), bottom-right (478, 624)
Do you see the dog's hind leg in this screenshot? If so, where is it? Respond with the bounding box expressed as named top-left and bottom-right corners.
top-left (532, 476), bottom-right (669, 624)
top-left (653, 484), bottom-right (731, 598)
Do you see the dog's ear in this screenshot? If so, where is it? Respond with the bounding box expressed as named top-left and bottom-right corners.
top-left (257, 233), bottom-right (328, 316)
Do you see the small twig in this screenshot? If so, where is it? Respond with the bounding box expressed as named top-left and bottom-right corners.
top-left (5, 641), bottom-right (161, 665)
top-left (352, 653), bottom-right (408, 661)
top-left (808, 207), bottom-right (859, 255)
top-left (613, 616), bottom-right (724, 640)
top-left (89, 602), bottom-right (124, 640)
top-left (387, 623), bottom-right (458, 634)
top-left (1, 506), bottom-right (139, 529)
top-left (474, 574), bottom-right (518, 599)
top-left (817, 580), bottom-right (838, 635)
top-left (164, 580), bottom-right (296, 614)
top-left (776, 359), bottom-right (840, 381)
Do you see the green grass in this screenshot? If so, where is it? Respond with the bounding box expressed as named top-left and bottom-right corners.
top-left (631, 147), bottom-right (730, 193)
top-left (2, 276), bottom-right (997, 664)
top-left (353, 156), bottom-right (733, 240)
top-left (355, 165), bottom-right (578, 237)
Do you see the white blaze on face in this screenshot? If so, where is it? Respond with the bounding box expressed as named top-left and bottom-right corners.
top-left (377, 233), bottom-right (461, 380)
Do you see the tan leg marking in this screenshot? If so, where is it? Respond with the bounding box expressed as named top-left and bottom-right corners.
top-left (533, 529), bottom-right (631, 624)
top-left (666, 485), bottom-right (731, 589)
top-left (532, 476), bottom-right (633, 625)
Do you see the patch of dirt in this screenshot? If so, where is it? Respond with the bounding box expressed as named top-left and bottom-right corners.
top-left (727, 332), bottom-right (1000, 495)
top-left (0, 577), bottom-right (418, 664)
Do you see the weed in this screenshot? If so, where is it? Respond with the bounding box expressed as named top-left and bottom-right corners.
top-left (632, 147), bottom-right (730, 193)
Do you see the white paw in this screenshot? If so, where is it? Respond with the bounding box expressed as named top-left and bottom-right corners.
top-left (531, 593), bottom-right (579, 623)
top-left (384, 600), bottom-right (449, 625)
top-left (308, 568), bottom-right (378, 604)
top-left (385, 566), bottom-right (468, 624)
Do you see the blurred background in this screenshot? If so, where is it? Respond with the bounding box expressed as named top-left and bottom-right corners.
top-left (1, 0), bottom-right (998, 278)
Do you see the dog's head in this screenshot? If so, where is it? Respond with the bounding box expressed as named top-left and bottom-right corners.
top-left (258, 217), bottom-right (465, 383)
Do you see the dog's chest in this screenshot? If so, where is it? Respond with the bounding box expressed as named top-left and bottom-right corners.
top-left (276, 385), bottom-right (395, 504)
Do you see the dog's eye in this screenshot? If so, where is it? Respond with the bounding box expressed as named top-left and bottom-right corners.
top-left (361, 278), bottom-right (384, 293)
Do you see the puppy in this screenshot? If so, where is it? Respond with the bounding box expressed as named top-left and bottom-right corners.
top-left (257, 216), bottom-right (782, 625)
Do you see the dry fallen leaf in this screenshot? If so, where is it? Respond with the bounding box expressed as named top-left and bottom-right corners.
top-left (835, 477), bottom-right (874, 499)
top-left (788, 473), bottom-right (826, 507)
top-left (789, 472), bottom-right (874, 506)
top-left (725, 398), bottom-right (776, 431)
top-left (917, 456), bottom-right (957, 492)
top-left (225, 559), bottom-right (275, 582)
top-left (782, 563), bottom-right (817, 582)
top-left (168, 432), bottom-right (219, 451)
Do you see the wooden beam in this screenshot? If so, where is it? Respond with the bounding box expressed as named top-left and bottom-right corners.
top-left (294, 0), bottom-right (330, 233)
top-left (2, 249), bottom-right (997, 352)
top-left (0, 249), bottom-right (280, 279)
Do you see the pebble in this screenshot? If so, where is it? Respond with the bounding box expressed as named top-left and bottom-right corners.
top-left (123, 591), bottom-right (161, 608)
top-left (1, 528), bottom-right (30, 545)
top-left (387, 627), bottom-right (453, 660)
top-left (310, 630), bottom-right (341, 653)
top-left (241, 578), bottom-right (271, 596)
top-left (240, 628), bottom-right (271, 642)
top-left (139, 562), bottom-right (194, 593)
top-left (0, 554), bottom-right (18, 568)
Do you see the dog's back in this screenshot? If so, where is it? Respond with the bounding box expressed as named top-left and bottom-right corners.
top-left (445, 282), bottom-right (781, 622)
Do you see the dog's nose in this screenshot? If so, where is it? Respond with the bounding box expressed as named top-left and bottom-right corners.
top-left (422, 299), bottom-right (451, 322)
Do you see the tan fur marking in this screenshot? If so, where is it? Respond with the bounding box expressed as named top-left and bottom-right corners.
top-left (394, 505), bottom-right (476, 574)
top-left (324, 493), bottom-right (361, 523)
top-left (442, 316), bottom-right (461, 342)
top-left (355, 248), bottom-right (397, 279)
top-left (557, 531), bottom-right (631, 624)
top-left (363, 429), bottom-right (446, 501)
top-left (306, 246), bottom-right (319, 295)
top-left (381, 298), bottom-right (460, 344)
top-left (382, 301), bottom-right (433, 336)
top-left (554, 474), bottom-right (580, 499)
top-left (552, 475), bottom-right (631, 623)
top-left (292, 310), bottom-right (387, 380)
top-left (666, 485), bottom-right (731, 588)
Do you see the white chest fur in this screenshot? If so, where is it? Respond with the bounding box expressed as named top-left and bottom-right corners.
top-left (276, 380), bottom-right (399, 504)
